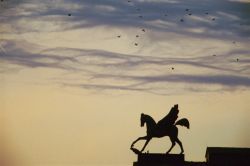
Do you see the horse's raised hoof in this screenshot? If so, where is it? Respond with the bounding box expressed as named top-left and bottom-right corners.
top-left (130, 147), bottom-right (141, 155)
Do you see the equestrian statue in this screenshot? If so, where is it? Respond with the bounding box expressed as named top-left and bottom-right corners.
top-left (130, 104), bottom-right (190, 154)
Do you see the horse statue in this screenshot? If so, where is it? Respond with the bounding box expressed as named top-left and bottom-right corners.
top-left (130, 104), bottom-right (190, 154)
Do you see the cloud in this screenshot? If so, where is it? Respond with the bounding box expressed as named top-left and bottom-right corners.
top-left (91, 73), bottom-right (250, 86)
top-left (1, 0), bottom-right (250, 95)
top-left (1, 0), bottom-right (250, 38)
top-left (1, 40), bottom-right (249, 73)
top-left (1, 40), bottom-right (249, 95)
top-left (60, 74), bottom-right (250, 95)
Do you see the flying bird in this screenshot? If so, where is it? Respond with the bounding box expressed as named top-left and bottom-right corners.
top-left (135, 43), bottom-right (138, 46)
top-left (142, 29), bottom-right (145, 32)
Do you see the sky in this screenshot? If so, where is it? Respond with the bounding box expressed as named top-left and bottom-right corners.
top-left (0, 0), bottom-right (250, 165)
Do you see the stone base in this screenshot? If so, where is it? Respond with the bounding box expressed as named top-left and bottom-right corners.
top-left (133, 153), bottom-right (185, 166)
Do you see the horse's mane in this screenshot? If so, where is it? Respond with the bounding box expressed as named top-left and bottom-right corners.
top-left (143, 114), bottom-right (157, 126)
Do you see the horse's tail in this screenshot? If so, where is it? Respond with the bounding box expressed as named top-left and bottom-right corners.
top-left (175, 118), bottom-right (190, 129)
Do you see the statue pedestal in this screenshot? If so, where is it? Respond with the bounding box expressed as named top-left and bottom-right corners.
top-left (133, 153), bottom-right (185, 166)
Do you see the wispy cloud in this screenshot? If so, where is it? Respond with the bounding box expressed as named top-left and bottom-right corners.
top-left (0, 43), bottom-right (6, 54)
top-left (1, 0), bottom-right (250, 37)
top-left (1, 0), bottom-right (250, 95)
top-left (1, 39), bottom-right (249, 95)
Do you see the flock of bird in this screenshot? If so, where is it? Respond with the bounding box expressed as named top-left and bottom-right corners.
top-left (117, 1), bottom-right (155, 48)
top-left (120, 0), bottom-right (223, 47)
top-left (111, 0), bottom-right (242, 71)
top-left (1, 0), bottom-right (241, 65)
top-left (121, 0), bottom-right (241, 65)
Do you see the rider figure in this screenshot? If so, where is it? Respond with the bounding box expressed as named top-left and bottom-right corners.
top-left (157, 104), bottom-right (179, 130)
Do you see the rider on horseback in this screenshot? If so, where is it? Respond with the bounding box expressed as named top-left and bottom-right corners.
top-left (157, 104), bottom-right (179, 130)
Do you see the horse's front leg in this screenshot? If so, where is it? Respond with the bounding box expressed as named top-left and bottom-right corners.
top-left (141, 137), bottom-right (152, 152)
top-left (131, 136), bottom-right (148, 148)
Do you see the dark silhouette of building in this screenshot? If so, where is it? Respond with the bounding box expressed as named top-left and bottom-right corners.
top-left (206, 147), bottom-right (250, 166)
top-left (133, 147), bottom-right (250, 166)
top-left (185, 161), bottom-right (206, 166)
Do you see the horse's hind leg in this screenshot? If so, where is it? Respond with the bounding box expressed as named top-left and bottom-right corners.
top-left (176, 137), bottom-right (184, 154)
top-left (166, 136), bottom-right (176, 154)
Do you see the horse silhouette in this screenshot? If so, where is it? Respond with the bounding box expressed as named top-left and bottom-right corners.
top-left (131, 105), bottom-right (190, 154)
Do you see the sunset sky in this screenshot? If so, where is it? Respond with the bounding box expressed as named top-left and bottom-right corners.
top-left (1, 0), bottom-right (250, 165)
